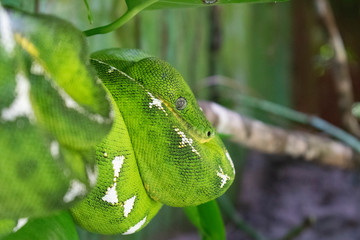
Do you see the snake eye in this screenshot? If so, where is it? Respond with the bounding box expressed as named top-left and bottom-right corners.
top-left (175, 97), bottom-right (187, 110)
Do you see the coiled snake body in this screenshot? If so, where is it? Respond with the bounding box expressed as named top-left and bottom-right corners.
top-left (71, 49), bottom-right (235, 234)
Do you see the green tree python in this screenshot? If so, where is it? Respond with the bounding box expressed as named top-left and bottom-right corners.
top-left (0, 6), bottom-right (235, 236)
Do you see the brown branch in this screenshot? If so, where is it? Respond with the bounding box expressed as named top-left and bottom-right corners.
top-left (278, 217), bottom-right (315, 240)
top-left (314, 0), bottom-right (360, 137)
top-left (199, 101), bottom-right (360, 169)
top-left (34, 0), bottom-right (39, 13)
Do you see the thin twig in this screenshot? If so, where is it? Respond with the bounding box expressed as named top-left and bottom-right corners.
top-left (218, 196), bottom-right (267, 240)
top-left (199, 101), bottom-right (360, 169)
top-left (276, 217), bottom-right (315, 240)
top-left (82, 0), bottom-right (93, 24)
top-left (314, 0), bottom-right (360, 137)
top-left (83, 0), bottom-right (157, 36)
top-left (196, 75), bottom-right (360, 154)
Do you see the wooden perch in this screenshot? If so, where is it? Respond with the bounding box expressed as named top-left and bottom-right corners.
top-left (199, 101), bottom-right (360, 169)
top-left (315, 0), bottom-right (360, 137)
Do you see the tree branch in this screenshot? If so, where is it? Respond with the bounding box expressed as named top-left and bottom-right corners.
top-left (83, 0), bottom-right (157, 36)
top-left (277, 217), bottom-right (315, 240)
top-left (314, 0), bottom-right (360, 137)
top-left (199, 101), bottom-right (360, 169)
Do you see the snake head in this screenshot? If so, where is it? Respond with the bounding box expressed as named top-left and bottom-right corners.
top-left (123, 56), bottom-right (235, 207)
top-left (91, 49), bottom-right (235, 207)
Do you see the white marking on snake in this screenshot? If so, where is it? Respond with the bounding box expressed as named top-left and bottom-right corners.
top-left (86, 165), bottom-right (98, 187)
top-left (216, 166), bottom-right (230, 188)
top-left (57, 86), bottom-right (109, 124)
top-left (50, 141), bottom-right (60, 158)
top-left (13, 218), bottom-right (28, 232)
top-left (37, 70), bottom-right (111, 124)
top-left (147, 91), bottom-right (168, 115)
top-left (108, 66), bottom-right (116, 73)
top-left (91, 59), bottom-right (139, 84)
top-left (225, 150), bottom-right (235, 175)
top-left (0, 6), bottom-right (15, 53)
top-left (1, 73), bottom-right (35, 122)
top-left (63, 180), bottom-right (87, 203)
top-left (124, 195), bottom-right (136, 217)
top-left (102, 183), bottom-right (118, 204)
top-left (174, 128), bottom-right (200, 156)
top-left (91, 59), bottom-right (157, 124)
top-left (30, 62), bottom-right (45, 75)
top-left (59, 88), bottom-right (79, 108)
top-left (102, 156), bottom-right (124, 204)
top-left (113, 156), bottom-right (124, 178)
top-left (122, 216), bottom-right (147, 235)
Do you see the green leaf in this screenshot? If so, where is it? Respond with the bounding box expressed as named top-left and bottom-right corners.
top-left (184, 200), bottom-right (226, 240)
top-left (0, 5), bottom-right (112, 219)
top-left (3, 211), bottom-right (79, 240)
top-left (128, 0), bottom-right (289, 10)
top-left (149, 0), bottom-right (288, 9)
top-left (84, 0), bottom-right (288, 36)
top-left (82, 0), bottom-right (93, 24)
top-left (125, 0), bottom-right (158, 10)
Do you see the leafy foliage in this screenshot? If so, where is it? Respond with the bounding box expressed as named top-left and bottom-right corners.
top-left (148, 0), bottom-right (287, 9)
top-left (184, 200), bottom-right (226, 240)
top-left (84, 0), bottom-right (285, 36)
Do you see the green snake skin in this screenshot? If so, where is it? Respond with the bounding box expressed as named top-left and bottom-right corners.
top-left (0, 6), bottom-right (234, 236)
top-left (71, 49), bottom-right (235, 234)
top-left (0, 5), bottom-right (112, 227)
